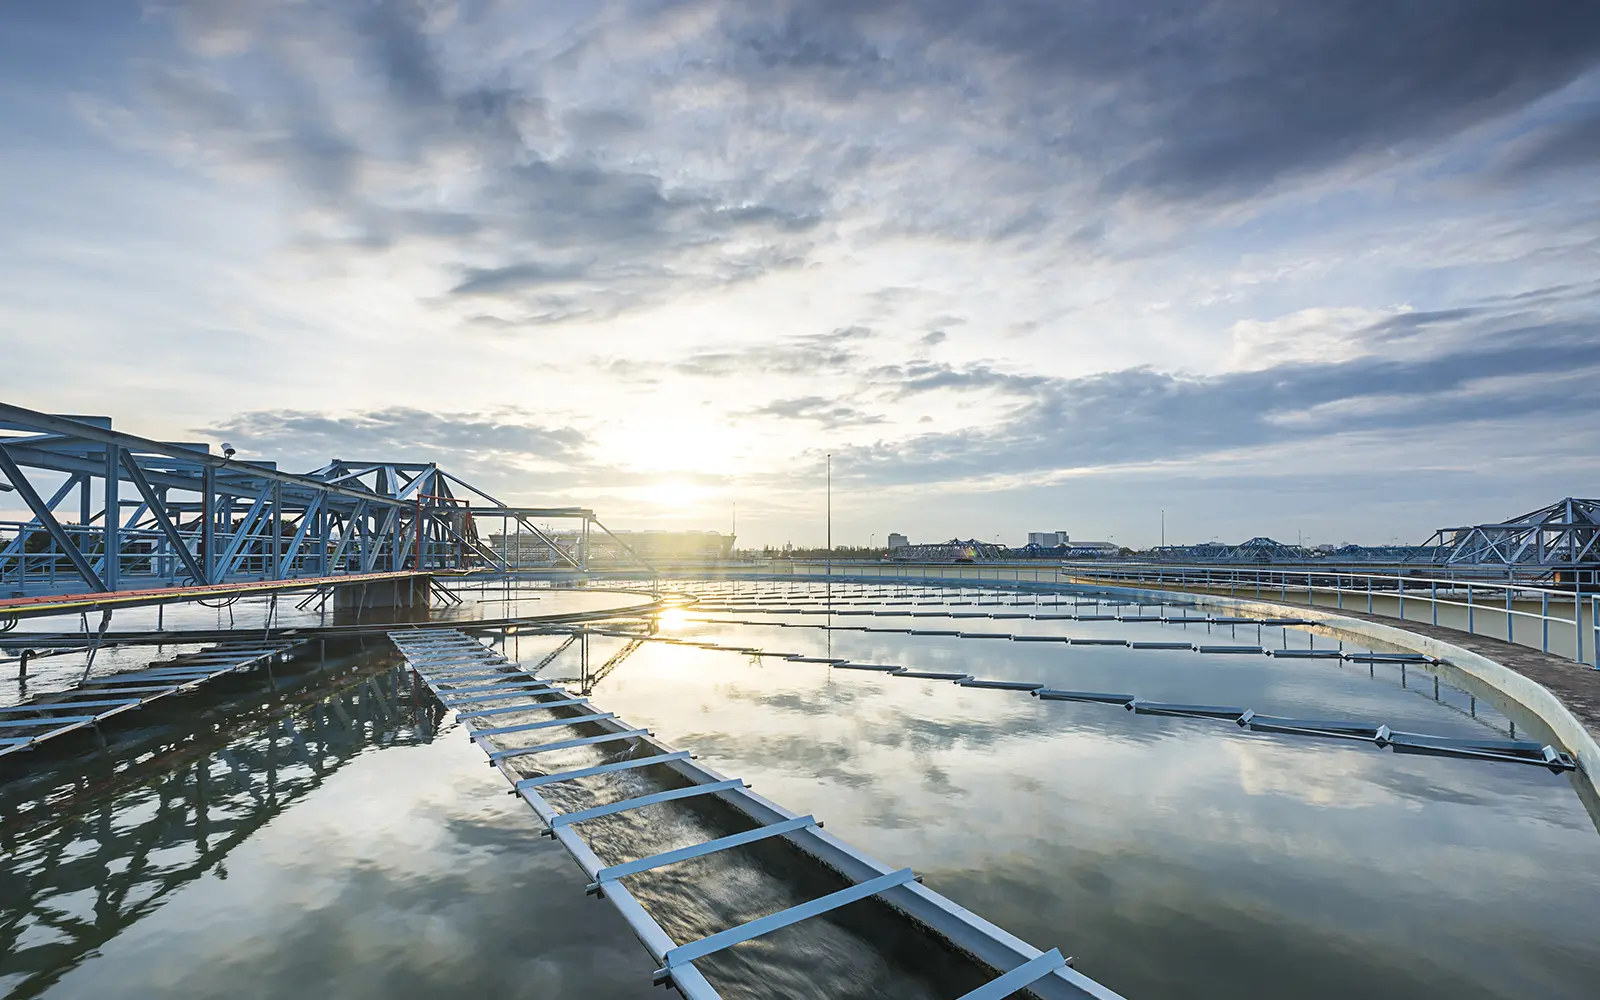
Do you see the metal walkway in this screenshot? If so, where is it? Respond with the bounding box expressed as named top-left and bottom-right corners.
top-left (0, 641), bottom-right (300, 760)
top-left (390, 628), bottom-right (1121, 1000)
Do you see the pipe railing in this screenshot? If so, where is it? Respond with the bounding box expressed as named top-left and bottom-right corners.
top-left (0, 518), bottom-right (464, 592)
top-left (779, 559), bottom-right (1600, 669)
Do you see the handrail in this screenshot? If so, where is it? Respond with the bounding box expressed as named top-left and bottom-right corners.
top-left (775, 559), bottom-right (1600, 668)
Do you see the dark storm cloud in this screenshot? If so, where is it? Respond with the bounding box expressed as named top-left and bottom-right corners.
top-left (712, 1), bottom-right (1600, 199)
top-left (833, 315), bottom-right (1600, 486)
top-left (1496, 106), bottom-right (1600, 178)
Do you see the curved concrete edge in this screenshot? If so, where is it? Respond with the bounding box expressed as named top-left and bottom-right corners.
top-left (1084, 580), bottom-right (1600, 791)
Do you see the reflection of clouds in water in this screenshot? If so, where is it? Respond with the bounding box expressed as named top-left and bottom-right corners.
top-left (42, 725), bottom-right (656, 1000)
top-left (583, 616), bottom-right (1600, 1000)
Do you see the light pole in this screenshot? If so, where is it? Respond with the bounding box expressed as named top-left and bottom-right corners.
top-left (825, 452), bottom-right (831, 581)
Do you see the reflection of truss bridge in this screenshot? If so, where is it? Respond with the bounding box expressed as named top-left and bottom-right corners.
top-left (0, 663), bottom-right (432, 998)
top-left (529, 629), bottom-right (646, 695)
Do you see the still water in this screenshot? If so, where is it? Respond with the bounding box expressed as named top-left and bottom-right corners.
top-left (3, 581), bottom-right (1598, 999)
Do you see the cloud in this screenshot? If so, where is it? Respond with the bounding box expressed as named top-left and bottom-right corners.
top-left (1496, 105), bottom-right (1600, 178)
top-left (200, 407), bottom-right (590, 471)
top-left (831, 313), bottom-right (1600, 487)
top-left (114, 0), bottom-right (827, 324)
top-left (872, 361), bottom-right (1051, 398)
top-left (745, 396), bottom-right (887, 429)
top-left (672, 326), bottom-right (876, 377)
top-left (706, 2), bottom-right (1600, 202)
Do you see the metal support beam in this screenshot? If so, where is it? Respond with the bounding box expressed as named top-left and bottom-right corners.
top-left (120, 450), bottom-right (207, 584)
top-left (0, 442), bottom-right (106, 591)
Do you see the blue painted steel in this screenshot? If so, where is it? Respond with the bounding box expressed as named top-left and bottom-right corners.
top-left (0, 698), bottom-right (140, 713)
top-left (956, 948), bottom-right (1067, 1000)
top-left (550, 778), bottom-right (746, 829)
top-left (442, 688), bottom-right (559, 706)
top-left (470, 712), bottom-right (617, 738)
top-left (488, 728), bottom-right (649, 763)
top-left (457, 697), bottom-right (589, 719)
top-left (594, 814), bottom-right (816, 884)
top-left (513, 751), bottom-right (692, 790)
top-left (424, 670), bottom-right (527, 684)
top-left (440, 680), bottom-right (554, 696)
top-left (657, 868), bottom-right (916, 973)
top-left (0, 716), bottom-right (97, 728)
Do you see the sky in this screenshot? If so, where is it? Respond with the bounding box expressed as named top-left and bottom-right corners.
top-left (2, 1), bottom-right (1599, 549)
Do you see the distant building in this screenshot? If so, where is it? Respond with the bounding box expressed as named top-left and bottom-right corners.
top-left (1067, 541), bottom-right (1119, 554)
top-left (886, 532), bottom-right (909, 550)
top-left (1027, 531), bottom-right (1070, 547)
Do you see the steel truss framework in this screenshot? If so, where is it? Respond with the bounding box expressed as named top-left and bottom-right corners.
top-left (1425, 497), bottom-right (1600, 576)
top-left (0, 403), bottom-right (646, 604)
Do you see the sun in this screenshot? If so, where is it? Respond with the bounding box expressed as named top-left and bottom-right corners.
top-left (656, 608), bottom-right (693, 632)
top-left (647, 479), bottom-right (710, 509)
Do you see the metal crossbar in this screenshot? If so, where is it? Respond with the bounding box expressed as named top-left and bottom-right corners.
top-left (956, 949), bottom-right (1067, 1000)
top-left (423, 670), bottom-right (529, 684)
top-left (594, 815), bottom-right (816, 885)
top-left (550, 779), bottom-right (746, 829)
top-left (441, 680), bottom-right (555, 696)
top-left (457, 697), bottom-right (589, 719)
top-left (656, 867), bottom-right (916, 973)
top-left (470, 712), bottom-right (616, 738)
top-left (512, 751), bottom-right (692, 790)
top-left (0, 698), bottom-right (140, 713)
top-left (489, 729), bottom-right (649, 763)
top-left (443, 687), bottom-right (560, 707)
top-left (0, 716), bottom-right (97, 729)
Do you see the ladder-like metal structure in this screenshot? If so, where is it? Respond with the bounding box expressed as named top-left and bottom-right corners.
top-left (390, 628), bottom-right (1119, 1000)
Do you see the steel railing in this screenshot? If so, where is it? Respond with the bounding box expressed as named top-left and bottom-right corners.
top-left (779, 559), bottom-right (1600, 668)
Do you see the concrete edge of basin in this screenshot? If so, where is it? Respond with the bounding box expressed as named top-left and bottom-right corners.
top-left (1082, 580), bottom-right (1600, 795)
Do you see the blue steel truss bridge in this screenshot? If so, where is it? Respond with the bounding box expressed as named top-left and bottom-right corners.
top-left (0, 403), bottom-right (645, 622)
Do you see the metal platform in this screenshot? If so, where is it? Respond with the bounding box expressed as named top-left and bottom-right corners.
top-left (390, 628), bottom-right (1121, 1000)
top-left (0, 641), bottom-right (300, 759)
